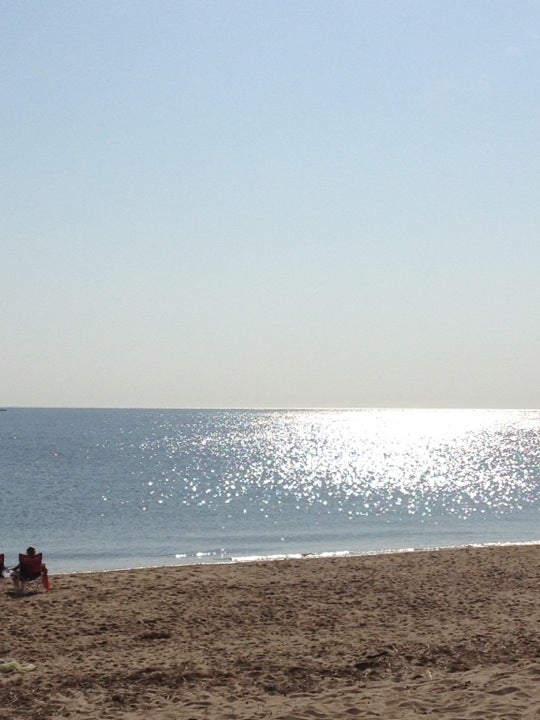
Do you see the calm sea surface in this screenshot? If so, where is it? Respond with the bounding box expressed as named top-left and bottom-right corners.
top-left (1, 408), bottom-right (540, 574)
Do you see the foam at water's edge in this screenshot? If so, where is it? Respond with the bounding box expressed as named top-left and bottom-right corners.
top-left (51, 538), bottom-right (540, 576)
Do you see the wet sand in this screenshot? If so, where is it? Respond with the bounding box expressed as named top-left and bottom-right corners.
top-left (1, 544), bottom-right (539, 719)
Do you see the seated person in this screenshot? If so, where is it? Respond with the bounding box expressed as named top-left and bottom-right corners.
top-left (11, 546), bottom-right (49, 593)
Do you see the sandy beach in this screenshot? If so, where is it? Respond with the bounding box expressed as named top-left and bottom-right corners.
top-left (1, 545), bottom-right (539, 719)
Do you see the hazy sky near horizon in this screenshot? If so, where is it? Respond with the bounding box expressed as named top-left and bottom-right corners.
top-left (3, 1), bottom-right (540, 408)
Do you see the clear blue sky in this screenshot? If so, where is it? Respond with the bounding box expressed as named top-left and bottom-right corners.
top-left (2, 1), bottom-right (540, 408)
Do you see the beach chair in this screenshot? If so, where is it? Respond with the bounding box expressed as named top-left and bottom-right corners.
top-left (16, 553), bottom-right (50, 593)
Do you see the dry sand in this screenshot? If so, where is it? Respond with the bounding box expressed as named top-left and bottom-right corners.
top-left (1, 544), bottom-right (539, 719)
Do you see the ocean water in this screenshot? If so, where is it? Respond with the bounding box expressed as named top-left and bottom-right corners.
top-left (1, 408), bottom-right (539, 574)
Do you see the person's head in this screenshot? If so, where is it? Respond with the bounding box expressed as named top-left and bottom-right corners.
top-left (26, 546), bottom-right (36, 557)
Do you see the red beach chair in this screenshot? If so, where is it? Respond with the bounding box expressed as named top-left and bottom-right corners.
top-left (17, 552), bottom-right (50, 593)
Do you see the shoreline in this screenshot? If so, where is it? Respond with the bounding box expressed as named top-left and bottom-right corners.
top-left (43, 536), bottom-right (540, 577)
top-left (2, 543), bottom-right (540, 718)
